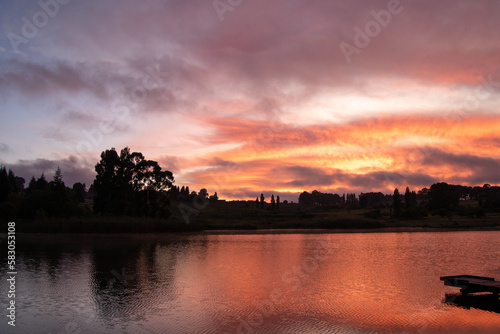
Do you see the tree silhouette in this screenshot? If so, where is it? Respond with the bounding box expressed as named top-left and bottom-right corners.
top-left (299, 190), bottom-right (343, 206)
top-left (72, 183), bottom-right (86, 203)
top-left (50, 166), bottom-right (66, 195)
top-left (404, 187), bottom-right (417, 208)
top-left (199, 188), bottom-right (208, 199)
top-left (260, 193), bottom-right (265, 209)
top-left (35, 173), bottom-right (49, 192)
top-left (271, 194), bottom-right (275, 210)
top-left (428, 182), bottom-right (460, 211)
top-left (0, 166), bottom-right (8, 203)
top-left (93, 147), bottom-right (174, 217)
top-left (277, 195), bottom-right (280, 211)
top-left (393, 188), bottom-right (401, 218)
top-left (359, 192), bottom-right (387, 208)
top-left (209, 192), bottom-right (218, 202)
top-left (26, 176), bottom-right (36, 194)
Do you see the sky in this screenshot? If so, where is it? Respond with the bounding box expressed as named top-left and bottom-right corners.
top-left (1, 0), bottom-right (500, 201)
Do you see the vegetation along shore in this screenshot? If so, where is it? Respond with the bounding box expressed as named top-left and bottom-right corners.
top-left (1, 147), bottom-right (500, 233)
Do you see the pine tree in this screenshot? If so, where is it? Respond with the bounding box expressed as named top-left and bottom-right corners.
top-left (51, 167), bottom-right (66, 194)
top-left (27, 176), bottom-right (36, 194)
top-left (53, 166), bottom-right (63, 184)
top-left (405, 187), bottom-right (411, 208)
top-left (36, 173), bottom-right (49, 191)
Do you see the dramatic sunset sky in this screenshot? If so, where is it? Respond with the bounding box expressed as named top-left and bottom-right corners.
top-left (1, 0), bottom-right (500, 201)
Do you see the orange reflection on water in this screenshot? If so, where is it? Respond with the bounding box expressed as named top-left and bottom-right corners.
top-left (158, 232), bottom-right (500, 333)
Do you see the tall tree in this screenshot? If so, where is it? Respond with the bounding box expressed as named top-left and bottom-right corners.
top-left (93, 147), bottom-right (174, 216)
top-left (404, 187), bottom-right (411, 208)
top-left (428, 182), bottom-right (460, 211)
top-left (27, 176), bottom-right (36, 194)
top-left (7, 169), bottom-right (18, 193)
top-left (393, 188), bottom-right (402, 218)
top-left (51, 166), bottom-right (66, 194)
top-left (35, 173), bottom-right (49, 192)
top-left (72, 183), bottom-right (86, 203)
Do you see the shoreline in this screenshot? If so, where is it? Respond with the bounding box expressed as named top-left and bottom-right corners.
top-left (200, 226), bottom-right (500, 234)
top-left (1, 225), bottom-right (500, 237)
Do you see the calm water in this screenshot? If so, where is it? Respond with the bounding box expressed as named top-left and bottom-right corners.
top-left (1, 231), bottom-right (500, 334)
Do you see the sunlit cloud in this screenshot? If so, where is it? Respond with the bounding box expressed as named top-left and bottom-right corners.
top-left (174, 113), bottom-right (500, 200)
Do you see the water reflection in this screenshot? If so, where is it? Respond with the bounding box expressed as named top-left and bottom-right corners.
top-left (444, 293), bottom-right (500, 314)
top-left (87, 236), bottom-right (205, 327)
top-left (0, 231), bottom-right (499, 333)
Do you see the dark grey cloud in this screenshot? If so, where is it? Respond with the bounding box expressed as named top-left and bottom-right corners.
top-left (1, 155), bottom-right (95, 187)
top-left (209, 157), bottom-right (239, 168)
top-left (421, 149), bottom-right (500, 184)
top-left (157, 155), bottom-right (184, 174)
top-left (274, 165), bottom-right (437, 194)
top-left (0, 59), bottom-right (107, 99)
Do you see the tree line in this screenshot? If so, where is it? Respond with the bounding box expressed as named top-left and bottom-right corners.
top-left (255, 193), bottom-right (283, 211)
top-left (298, 182), bottom-right (500, 219)
top-left (0, 147), bottom-right (216, 222)
top-left (2, 146), bottom-right (499, 223)
top-left (0, 165), bottom-right (86, 220)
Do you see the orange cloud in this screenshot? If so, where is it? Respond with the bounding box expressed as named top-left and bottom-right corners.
top-left (177, 113), bottom-right (500, 201)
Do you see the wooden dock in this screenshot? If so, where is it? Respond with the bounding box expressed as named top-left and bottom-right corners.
top-left (440, 275), bottom-right (500, 296)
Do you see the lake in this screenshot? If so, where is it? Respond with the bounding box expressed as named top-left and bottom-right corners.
top-left (1, 231), bottom-right (500, 333)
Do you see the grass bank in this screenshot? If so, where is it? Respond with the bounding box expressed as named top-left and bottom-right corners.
top-left (2, 200), bottom-right (499, 233)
